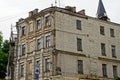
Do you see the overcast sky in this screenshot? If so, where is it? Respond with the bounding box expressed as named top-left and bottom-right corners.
top-left (0, 0), bottom-right (120, 40)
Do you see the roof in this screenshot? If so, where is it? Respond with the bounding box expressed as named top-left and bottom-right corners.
top-left (17, 6), bottom-right (120, 26)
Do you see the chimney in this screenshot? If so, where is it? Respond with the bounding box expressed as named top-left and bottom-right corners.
top-left (19, 18), bottom-right (24, 22)
top-left (65, 6), bottom-right (76, 12)
top-left (29, 11), bottom-right (33, 17)
top-left (33, 9), bottom-right (38, 15)
top-left (29, 9), bottom-right (38, 17)
top-left (77, 9), bottom-right (85, 15)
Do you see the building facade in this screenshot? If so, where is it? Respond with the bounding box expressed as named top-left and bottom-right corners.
top-left (14, 2), bottom-right (120, 80)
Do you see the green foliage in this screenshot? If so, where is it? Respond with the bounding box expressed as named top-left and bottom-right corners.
top-left (0, 32), bottom-right (9, 79)
top-left (2, 40), bottom-right (10, 53)
top-left (0, 32), bottom-right (3, 49)
top-left (0, 50), bottom-right (8, 79)
top-left (116, 78), bottom-right (120, 80)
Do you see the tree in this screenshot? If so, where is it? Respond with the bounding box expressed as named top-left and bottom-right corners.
top-left (0, 50), bottom-right (8, 79)
top-left (0, 32), bottom-right (3, 49)
top-left (0, 32), bottom-right (9, 79)
top-left (2, 40), bottom-right (10, 53)
top-left (116, 78), bottom-right (120, 80)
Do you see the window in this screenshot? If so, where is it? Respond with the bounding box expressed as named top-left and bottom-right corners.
top-left (77, 38), bottom-right (82, 51)
top-left (76, 20), bottom-right (81, 30)
top-left (78, 60), bottom-right (83, 74)
top-left (111, 45), bottom-right (116, 58)
top-left (100, 26), bottom-right (105, 35)
top-left (45, 58), bottom-right (51, 72)
top-left (102, 64), bottom-right (107, 77)
top-left (21, 65), bottom-right (24, 77)
top-left (37, 38), bottom-right (41, 50)
top-left (36, 19), bottom-right (41, 30)
top-left (101, 43), bottom-right (106, 56)
top-left (36, 61), bottom-right (40, 67)
top-left (113, 65), bottom-right (118, 78)
top-left (21, 26), bottom-right (25, 36)
top-left (110, 28), bottom-right (115, 37)
top-left (45, 16), bottom-right (50, 26)
top-left (15, 45), bottom-right (18, 57)
top-left (22, 44), bottom-right (26, 55)
top-left (28, 41), bottom-right (34, 53)
top-left (46, 35), bottom-right (50, 48)
top-left (28, 62), bottom-right (32, 75)
top-left (29, 22), bottom-right (34, 32)
top-left (35, 61), bottom-right (40, 76)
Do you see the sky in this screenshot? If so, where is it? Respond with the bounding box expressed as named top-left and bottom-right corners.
top-left (0, 0), bottom-right (120, 40)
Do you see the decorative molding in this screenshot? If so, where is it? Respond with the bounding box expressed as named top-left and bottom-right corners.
top-left (98, 57), bottom-right (120, 63)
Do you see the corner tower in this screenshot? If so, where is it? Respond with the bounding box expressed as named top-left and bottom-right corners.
top-left (97, 0), bottom-right (108, 21)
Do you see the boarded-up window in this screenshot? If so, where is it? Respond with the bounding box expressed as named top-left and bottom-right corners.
top-left (29, 22), bottom-right (34, 32)
top-left (28, 61), bottom-right (32, 75)
top-left (28, 41), bottom-right (34, 52)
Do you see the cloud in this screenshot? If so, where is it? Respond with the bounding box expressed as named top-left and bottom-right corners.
top-left (0, 0), bottom-right (120, 40)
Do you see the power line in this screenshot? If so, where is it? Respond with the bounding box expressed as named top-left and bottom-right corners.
top-left (0, 11), bottom-right (28, 22)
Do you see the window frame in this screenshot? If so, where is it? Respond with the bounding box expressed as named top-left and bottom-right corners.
top-left (21, 26), bottom-right (26, 36)
top-left (21, 44), bottom-right (26, 55)
top-left (46, 35), bottom-right (50, 48)
top-left (78, 60), bottom-right (83, 74)
top-left (101, 43), bottom-right (106, 56)
top-left (20, 64), bottom-right (24, 77)
top-left (77, 38), bottom-right (82, 51)
top-left (76, 20), bottom-right (81, 30)
top-left (113, 65), bottom-right (118, 78)
top-left (36, 19), bottom-right (41, 30)
top-left (45, 58), bottom-right (51, 72)
top-left (102, 64), bottom-right (107, 77)
top-left (111, 45), bottom-right (116, 58)
top-left (35, 60), bottom-right (40, 75)
top-left (37, 38), bottom-right (41, 50)
top-left (45, 15), bottom-right (50, 27)
top-left (110, 28), bottom-right (115, 37)
top-left (100, 26), bottom-right (105, 35)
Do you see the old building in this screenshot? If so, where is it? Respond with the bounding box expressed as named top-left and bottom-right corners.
top-left (14, 0), bottom-right (120, 80)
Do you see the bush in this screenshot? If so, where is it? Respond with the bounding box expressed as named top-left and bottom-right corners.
top-left (116, 78), bottom-right (120, 80)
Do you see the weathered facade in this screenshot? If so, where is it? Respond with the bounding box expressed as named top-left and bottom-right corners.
top-left (14, 3), bottom-right (120, 80)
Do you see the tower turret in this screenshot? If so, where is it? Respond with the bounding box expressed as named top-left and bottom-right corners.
top-left (97, 0), bottom-right (108, 21)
